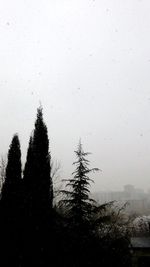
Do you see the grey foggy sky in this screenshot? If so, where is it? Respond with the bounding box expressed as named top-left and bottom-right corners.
top-left (0, 0), bottom-right (150, 192)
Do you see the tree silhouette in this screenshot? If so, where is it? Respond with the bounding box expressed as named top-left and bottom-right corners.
top-left (21, 107), bottom-right (54, 265)
top-left (24, 107), bottom-right (53, 215)
top-left (0, 155), bottom-right (6, 192)
top-left (2, 134), bottom-right (22, 201)
top-left (23, 135), bottom-right (33, 184)
top-left (0, 112), bottom-right (132, 266)
top-left (61, 140), bottom-right (99, 225)
top-left (0, 134), bottom-right (22, 265)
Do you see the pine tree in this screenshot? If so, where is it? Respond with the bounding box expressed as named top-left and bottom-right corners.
top-left (24, 107), bottom-right (53, 212)
top-left (61, 140), bottom-right (99, 224)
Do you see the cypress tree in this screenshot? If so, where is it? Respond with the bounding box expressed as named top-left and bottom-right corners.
top-left (22, 107), bottom-right (53, 264)
top-left (0, 134), bottom-right (22, 265)
top-left (23, 135), bottom-right (33, 184)
top-left (24, 107), bottom-right (53, 213)
top-left (6, 134), bottom-right (22, 182)
top-left (2, 134), bottom-right (22, 200)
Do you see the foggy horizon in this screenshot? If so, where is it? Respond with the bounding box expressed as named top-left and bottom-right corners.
top-left (1, 0), bottom-right (150, 192)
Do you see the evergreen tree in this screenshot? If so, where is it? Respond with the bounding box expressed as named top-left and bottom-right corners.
top-left (2, 134), bottom-right (22, 200)
top-left (0, 134), bottom-right (22, 265)
top-left (22, 107), bottom-right (53, 264)
top-left (23, 135), bottom-right (33, 184)
top-left (24, 107), bottom-right (53, 212)
top-left (61, 140), bottom-right (99, 224)
top-left (6, 134), bottom-right (22, 183)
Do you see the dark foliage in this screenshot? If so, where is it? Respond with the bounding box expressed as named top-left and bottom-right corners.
top-left (0, 134), bottom-right (23, 265)
top-left (0, 111), bottom-right (132, 267)
top-left (1, 133), bottom-right (22, 201)
top-left (22, 107), bottom-right (54, 265)
top-left (4, 134), bottom-right (21, 182)
top-left (60, 140), bottom-right (99, 225)
top-left (24, 106), bottom-right (53, 214)
top-left (23, 135), bottom-right (33, 184)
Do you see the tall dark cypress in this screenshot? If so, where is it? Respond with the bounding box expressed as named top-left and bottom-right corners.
top-left (24, 107), bottom-right (53, 213)
top-left (2, 134), bottom-right (22, 200)
top-left (6, 134), bottom-right (22, 182)
top-left (0, 134), bottom-right (23, 265)
top-left (23, 135), bottom-right (33, 184)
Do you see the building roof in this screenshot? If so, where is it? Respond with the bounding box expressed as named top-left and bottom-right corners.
top-left (131, 237), bottom-right (150, 248)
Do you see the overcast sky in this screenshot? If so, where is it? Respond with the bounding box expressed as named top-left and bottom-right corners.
top-left (0, 0), bottom-right (150, 192)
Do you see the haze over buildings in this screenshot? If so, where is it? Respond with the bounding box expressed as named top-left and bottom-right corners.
top-left (94, 184), bottom-right (150, 216)
top-left (0, 0), bottom-right (150, 192)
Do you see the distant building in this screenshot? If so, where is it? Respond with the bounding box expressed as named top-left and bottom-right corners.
top-left (93, 185), bottom-right (150, 215)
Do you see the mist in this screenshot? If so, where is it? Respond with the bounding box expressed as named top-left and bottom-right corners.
top-left (0, 0), bottom-right (150, 193)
